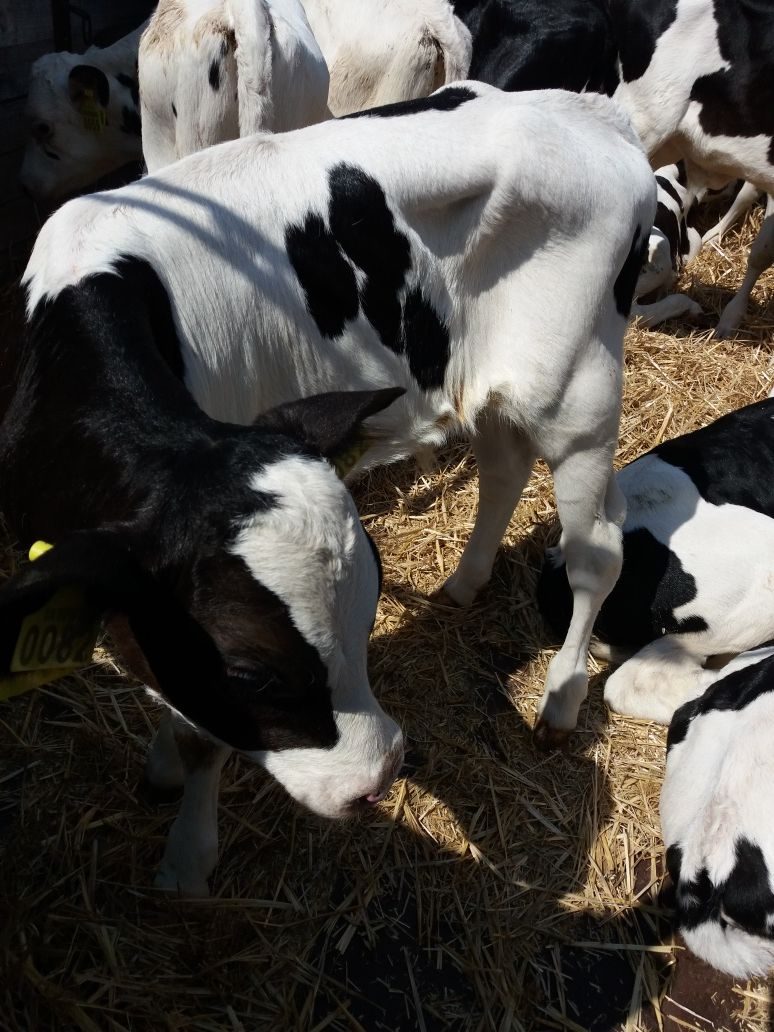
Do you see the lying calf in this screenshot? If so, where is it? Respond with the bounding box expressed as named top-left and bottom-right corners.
top-left (662, 647), bottom-right (774, 978)
top-left (0, 259), bottom-right (403, 895)
top-left (20, 82), bottom-right (656, 742)
top-left (632, 162), bottom-right (703, 327)
top-left (538, 398), bottom-right (774, 724)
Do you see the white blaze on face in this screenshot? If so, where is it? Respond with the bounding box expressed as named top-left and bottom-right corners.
top-left (230, 454), bottom-right (403, 817)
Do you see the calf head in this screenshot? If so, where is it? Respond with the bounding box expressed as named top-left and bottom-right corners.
top-left (0, 388), bottom-right (404, 819)
top-left (20, 53), bottom-right (142, 202)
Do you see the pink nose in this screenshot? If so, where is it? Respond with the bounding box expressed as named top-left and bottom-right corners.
top-left (365, 789), bottom-right (389, 804)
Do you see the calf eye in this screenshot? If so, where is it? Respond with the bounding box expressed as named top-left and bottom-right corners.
top-left (43, 148), bottom-right (60, 161)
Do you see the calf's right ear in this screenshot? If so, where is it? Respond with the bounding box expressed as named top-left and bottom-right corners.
top-left (68, 65), bottom-right (110, 132)
top-left (257, 387), bottom-right (405, 474)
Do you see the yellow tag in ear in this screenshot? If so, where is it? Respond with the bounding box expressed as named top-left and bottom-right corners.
top-left (332, 437), bottom-right (370, 479)
top-left (78, 90), bottom-right (106, 134)
top-left (0, 542), bottom-right (101, 701)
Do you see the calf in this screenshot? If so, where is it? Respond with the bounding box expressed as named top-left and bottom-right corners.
top-left (454, 0), bottom-right (774, 336)
top-left (0, 259), bottom-right (404, 896)
top-left (302, 0), bottom-right (472, 116)
top-left (19, 83), bottom-right (656, 742)
top-left (632, 162), bottom-right (704, 327)
top-left (662, 646), bottom-right (774, 978)
top-left (139, 0), bottom-right (330, 172)
top-left (19, 24), bottom-right (145, 202)
top-left (538, 398), bottom-right (774, 725)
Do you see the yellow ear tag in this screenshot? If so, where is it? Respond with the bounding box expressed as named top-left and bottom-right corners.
top-left (0, 541), bottom-right (101, 701)
top-left (79, 90), bottom-right (106, 134)
top-left (332, 437), bottom-right (370, 479)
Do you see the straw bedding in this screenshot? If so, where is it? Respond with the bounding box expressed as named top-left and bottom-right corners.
top-left (1, 206), bottom-right (773, 1032)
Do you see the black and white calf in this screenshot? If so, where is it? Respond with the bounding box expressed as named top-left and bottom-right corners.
top-left (19, 24), bottom-right (145, 202)
top-left (0, 258), bottom-right (405, 895)
top-left (663, 647), bottom-right (774, 978)
top-left (453, 0), bottom-right (774, 336)
top-left (538, 398), bottom-right (774, 725)
top-left (632, 162), bottom-right (704, 327)
top-left (139, 0), bottom-right (330, 173)
top-left (20, 83), bottom-right (656, 742)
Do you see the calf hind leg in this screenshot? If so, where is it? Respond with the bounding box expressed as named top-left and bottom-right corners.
top-left (443, 412), bottom-right (536, 607)
top-left (535, 457), bottom-right (625, 744)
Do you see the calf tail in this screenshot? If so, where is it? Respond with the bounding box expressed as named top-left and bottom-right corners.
top-left (228, 0), bottom-right (274, 134)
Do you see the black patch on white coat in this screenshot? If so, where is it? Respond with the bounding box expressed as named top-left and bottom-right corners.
top-left (286, 164), bottom-right (451, 390)
top-left (453, 0), bottom-right (619, 95)
top-left (656, 174), bottom-right (681, 208)
top-left (614, 227), bottom-right (647, 316)
top-left (669, 836), bottom-right (774, 940)
top-left (654, 398), bottom-right (774, 518)
top-left (171, 102), bottom-right (177, 118)
top-left (667, 651), bottom-right (774, 751)
top-left (689, 0), bottom-right (774, 164)
top-left (609, 0), bottom-right (679, 83)
top-left (537, 527), bottom-right (707, 652)
top-left (654, 200), bottom-right (681, 266)
top-left (342, 86), bottom-right (477, 120)
top-left (209, 59), bottom-right (220, 91)
top-left (285, 213), bottom-right (360, 338)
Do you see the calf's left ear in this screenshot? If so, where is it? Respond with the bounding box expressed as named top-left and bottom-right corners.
top-left (257, 387), bottom-right (405, 469)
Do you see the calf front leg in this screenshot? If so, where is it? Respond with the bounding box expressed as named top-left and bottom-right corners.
top-left (443, 413), bottom-right (535, 607)
top-left (535, 455), bottom-right (625, 744)
top-left (603, 637), bottom-right (711, 724)
top-left (154, 713), bottom-right (231, 897)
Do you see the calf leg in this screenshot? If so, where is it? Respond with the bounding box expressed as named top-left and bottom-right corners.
top-left (715, 194), bottom-right (774, 338)
top-left (702, 181), bottom-right (762, 246)
top-left (155, 714), bottom-right (231, 897)
top-left (604, 637), bottom-right (710, 724)
top-left (443, 413), bottom-right (535, 607)
top-left (535, 458), bottom-right (625, 742)
top-left (145, 710), bottom-right (185, 792)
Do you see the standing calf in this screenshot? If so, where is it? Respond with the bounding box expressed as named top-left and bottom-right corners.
top-left (0, 257), bottom-right (404, 895)
top-left (663, 647), bottom-right (774, 978)
top-left (18, 83), bottom-right (656, 742)
top-left (139, 0), bottom-right (329, 172)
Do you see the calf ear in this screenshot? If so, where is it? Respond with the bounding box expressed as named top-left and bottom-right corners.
top-left (0, 531), bottom-right (223, 713)
top-left (68, 65), bottom-right (110, 132)
top-left (257, 387), bottom-right (405, 464)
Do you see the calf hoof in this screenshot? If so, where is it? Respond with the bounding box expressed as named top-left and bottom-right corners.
top-left (154, 865), bottom-right (210, 898)
top-left (533, 718), bottom-right (572, 751)
top-left (429, 586), bottom-right (462, 607)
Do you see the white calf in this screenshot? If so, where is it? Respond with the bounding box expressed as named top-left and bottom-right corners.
top-left (24, 84), bottom-right (656, 740)
top-left (139, 0), bottom-right (329, 172)
top-left (301, 0), bottom-right (472, 115)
